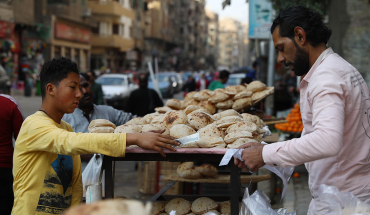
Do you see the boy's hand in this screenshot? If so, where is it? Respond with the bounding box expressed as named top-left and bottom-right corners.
top-left (127, 131), bottom-right (180, 157)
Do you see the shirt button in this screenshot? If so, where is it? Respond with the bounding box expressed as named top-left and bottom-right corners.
top-left (274, 164), bottom-right (277, 166)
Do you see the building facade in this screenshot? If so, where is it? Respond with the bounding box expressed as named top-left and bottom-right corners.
top-left (205, 8), bottom-right (219, 70)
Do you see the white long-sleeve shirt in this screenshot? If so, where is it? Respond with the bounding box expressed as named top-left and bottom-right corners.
top-left (263, 48), bottom-right (370, 203)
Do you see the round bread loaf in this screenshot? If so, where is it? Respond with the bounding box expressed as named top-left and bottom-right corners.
top-left (194, 164), bottom-right (218, 177)
top-left (151, 202), bottom-right (168, 215)
top-left (193, 91), bottom-right (211, 101)
top-left (227, 138), bottom-right (258, 149)
top-left (191, 197), bottom-right (218, 214)
top-left (235, 85), bottom-right (247, 93)
top-left (198, 101), bottom-right (216, 114)
top-left (152, 115), bottom-right (166, 124)
top-left (166, 99), bottom-right (182, 110)
top-left (141, 124), bottom-right (170, 135)
top-left (142, 113), bottom-right (162, 124)
top-left (184, 105), bottom-right (200, 115)
top-left (192, 108), bottom-right (211, 115)
top-left (197, 124), bottom-right (225, 148)
top-left (125, 117), bottom-right (148, 125)
top-left (161, 111), bottom-right (188, 129)
top-left (178, 169), bottom-right (202, 179)
top-left (232, 98), bottom-right (252, 111)
top-left (165, 198), bottom-right (191, 215)
top-left (224, 86), bottom-right (238, 95)
top-left (246, 81), bottom-right (266, 92)
top-left (88, 119), bottom-right (116, 132)
top-left (89, 126), bottom-right (115, 133)
top-left (208, 91), bottom-right (229, 103)
top-left (170, 124), bottom-right (196, 139)
top-left (233, 91), bottom-right (253, 100)
top-left (187, 112), bottom-right (215, 130)
top-left (224, 131), bottom-right (253, 144)
top-left (184, 91), bottom-right (196, 102)
top-left (226, 121), bottom-right (259, 135)
top-left (216, 116), bottom-right (244, 128)
top-left (155, 106), bottom-right (173, 114)
top-left (114, 124), bottom-right (142, 133)
top-left (184, 99), bottom-right (200, 107)
top-left (217, 201), bottom-right (230, 215)
top-left (213, 109), bottom-right (241, 121)
top-left (177, 162), bottom-right (194, 173)
top-left (62, 199), bottom-right (147, 215)
top-left (215, 99), bottom-right (233, 109)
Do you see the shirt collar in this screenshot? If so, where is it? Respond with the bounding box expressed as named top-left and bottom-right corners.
top-left (75, 104), bottom-right (97, 116)
top-left (302, 47), bottom-right (334, 83)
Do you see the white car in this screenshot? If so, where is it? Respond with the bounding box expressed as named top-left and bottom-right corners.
top-left (96, 74), bottom-right (138, 110)
top-left (224, 73), bottom-right (246, 87)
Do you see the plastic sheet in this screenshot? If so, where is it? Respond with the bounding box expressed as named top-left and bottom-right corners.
top-left (310, 184), bottom-right (370, 215)
top-left (82, 154), bottom-right (105, 197)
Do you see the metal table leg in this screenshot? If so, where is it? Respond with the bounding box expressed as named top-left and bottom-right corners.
top-left (230, 159), bottom-right (240, 215)
top-left (104, 156), bottom-right (114, 198)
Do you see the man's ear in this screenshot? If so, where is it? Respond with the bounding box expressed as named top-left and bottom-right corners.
top-left (294, 26), bottom-right (307, 46)
top-left (46, 83), bottom-right (56, 97)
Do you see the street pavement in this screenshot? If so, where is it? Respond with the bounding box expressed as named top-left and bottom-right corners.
top-left (10, 89), bottom-right (312, 213)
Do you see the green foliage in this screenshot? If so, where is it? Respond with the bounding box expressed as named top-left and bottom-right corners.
top-left (267, 0), bottom-right (329, 16)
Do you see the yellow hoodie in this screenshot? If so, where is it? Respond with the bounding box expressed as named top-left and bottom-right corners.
top-left (12, 111), bottom-right (126, 215)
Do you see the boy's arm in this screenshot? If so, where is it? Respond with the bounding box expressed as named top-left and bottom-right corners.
top-left (71, 155), bottom-right (83, 206)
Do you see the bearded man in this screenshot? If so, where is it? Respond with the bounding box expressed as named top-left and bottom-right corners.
top-left (235, 5), bottom-right (370, 211)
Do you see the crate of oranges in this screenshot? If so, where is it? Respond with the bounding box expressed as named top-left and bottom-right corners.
top-left (274, 103), bottom-right (303, 133)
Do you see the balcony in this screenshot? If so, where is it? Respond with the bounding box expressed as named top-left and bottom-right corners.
top-left (92, 34), bottom-right (134, 52)
top-left (88, 1), bottom-right (135, 19)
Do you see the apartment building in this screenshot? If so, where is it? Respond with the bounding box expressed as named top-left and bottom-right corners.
top-left (88, 0), bottom-right (135, 71)
top-left (205, 8), bottom-right (219, 70)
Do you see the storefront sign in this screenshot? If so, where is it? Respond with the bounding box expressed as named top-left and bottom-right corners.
top-left (249, 0), bottom-right (273, 39)
top-left (55, 23), bottom-right (91, 43)
top-left (0, 21), bottom-right (13, 38)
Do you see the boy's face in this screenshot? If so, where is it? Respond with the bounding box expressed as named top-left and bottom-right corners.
top-left (53, 72), bottom-right (82, 114)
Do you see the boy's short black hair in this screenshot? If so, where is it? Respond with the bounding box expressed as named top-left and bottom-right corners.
top-left (219, 70), bottom-right (230, 80)
top-left (40, 57), bottom-right (80, 98)
top-left (271, 6), bottom-right (332, 47)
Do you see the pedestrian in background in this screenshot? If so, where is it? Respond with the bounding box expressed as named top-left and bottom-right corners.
top-left (62, 73), bottom-right (135, 171)
top-left (183, 75), bottom-right (196, 95)
top-left (208, 70), bottom-right (230, 91)
top-left (127, 73), bottom-right (163, 117)
top-left (87, 71), bottom-right (104, 105)
top-left (196, 73), bottom-right (210, 91)
top-left (246, 61), bottom-right (258, 81)
top-left (0, 94), bottom-right (24, 215)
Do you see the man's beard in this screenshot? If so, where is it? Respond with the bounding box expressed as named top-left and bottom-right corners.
top-left (285, 43), bottom-right (310, 76)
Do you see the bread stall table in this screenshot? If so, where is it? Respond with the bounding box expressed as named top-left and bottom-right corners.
top-left (103, 148), bottom-right (247, 215)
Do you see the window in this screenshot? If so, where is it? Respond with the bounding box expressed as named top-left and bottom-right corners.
top-left (99, 22), bottom-right (108, 35)
top-left (54, 46), bottom-right (61, 58)
top-left (113, 24), bottom-right (119, 35)
top-left (65, 48), bottom-right (71, 60)
top-left (92, 24), bottom-right (99, 34)
top-left (74, 49), bottom-right (80, 66)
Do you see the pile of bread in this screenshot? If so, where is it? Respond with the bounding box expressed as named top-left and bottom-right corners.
top-left (152, 197), bottom-right (235, 215)
top-left (177, 162), bottom-right (218, 179)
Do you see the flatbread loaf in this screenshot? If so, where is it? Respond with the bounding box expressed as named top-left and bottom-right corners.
top-left (177, 162), bottom-right (194, 173)
top-left (166, 99), bottom-right (182, 110)
top-left (185, 105), bottom-right (200, 115)
top-left (88, 119), bottom-right (116, 131)
top-left (235, 85), bottom-right (247, 92)
top-left (125, 117), bottom-right (148, 125)
top-left (161, 111), bottom-right (188, 129)
top-left (114, 124), bottom-right (142, 133)
top-left (215, 99), bottom-right (233, 109)
top-left (227, 138), bottom-right (258, 149)
top-left (193, 91), bottom-right (211, 101)
top-left (155, 106), bottom-right (173, 114)
top-left (184, 99), bottom-right (200, 107)
top-left (152, 115), bottom-right (166, 124)
top-left (151, 202), bottom-right (168, 215)
top-left (246, 81), bottom-right (266, 92)
top-left (187, 112), bottom-right (215, 130)
top-left (89, 126), bottom-right (115, 133)
top-left (233, 90), bottom-right (253, 100)
top-left (197, 123), bottom-right (225, 148)
top-left (208, 91), bottom-right (229, 103)
top-left (216, 116), bottom-right (244, 128)
top-left (184, 91), bottom-right (196, 102)
top-left (178, 169), bottom-right (202, 179)
top-left (198, 101), bottom-right (216, 114)
top-left (217, 201), bottom-right (230, 215)
top-left (141, 124), bottom-right (170, 135)
top-left (170, 124), bottom-right (196, 139)
top-left (224, 131), bottom-right (253, 144)
top-left (213, 109), bottom-right (241, 121)
top-left (224, 86), bottom-right (238, 95)
top-left (191, 197), bottom-right (218, 214)
top-left (232, 98), bottom-right (252, 111)
top-left (165, 198), bottom-right (191, 215)
top-left (226, 121), bottom-right (259, 135)
top-left (142, 113), bottom-right (162, 124)
top-left (62, 199), bottom-right (148, 215)
top-left (192, 108), bottom-right (211, 115)
top-left (194, 164), bottom-right (218, 177)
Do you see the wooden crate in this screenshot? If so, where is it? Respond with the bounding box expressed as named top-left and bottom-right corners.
top-left (137, 161), bottom-right (183, 195)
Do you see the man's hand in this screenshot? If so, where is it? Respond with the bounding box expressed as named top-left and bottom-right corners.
top-left (127, 130), bottom-right (180, 157)
top-left (234, 142), bottom-right (266, 172)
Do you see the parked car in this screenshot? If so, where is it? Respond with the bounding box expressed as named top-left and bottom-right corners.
top-left (0, 65), bottom-right (10, 94)
top-left (148, 72), bottom-right (177, 98)
top-left (224, 73), bottom-right (246, 87)
top-left (96, 74), bottom-right (138, 110)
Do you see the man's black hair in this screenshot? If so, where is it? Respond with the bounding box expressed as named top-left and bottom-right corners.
top-left (40, 57), bottom-right (79, 98)
top-left (252, 61), bottom-right (258, 68)
top-left (219, 70), bottom-right (230, 80)
top-left (80, 73), bottom-right (90, 82)
top-left (271, 6), bottom-right (332, 47)
top-left (88, 71), bottom-right (97, 78)
top-left (138, 73), bottom-right (148, 86)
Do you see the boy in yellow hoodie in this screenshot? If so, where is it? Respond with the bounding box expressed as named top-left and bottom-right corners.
top-left (12, 57), bottom-right (179, 215)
